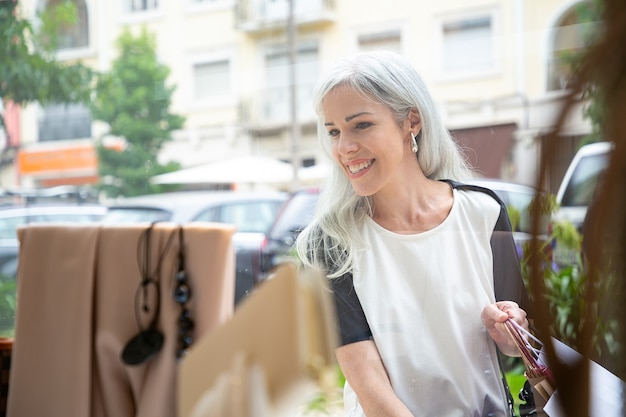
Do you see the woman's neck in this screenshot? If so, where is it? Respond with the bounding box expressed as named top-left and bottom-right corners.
top-left (370, 179), bottom-right (453, 234)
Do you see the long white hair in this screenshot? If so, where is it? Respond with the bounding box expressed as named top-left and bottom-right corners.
top-left (296, 51), bottom-right (472, 277)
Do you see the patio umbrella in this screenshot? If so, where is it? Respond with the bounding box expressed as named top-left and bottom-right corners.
top-left (150, 155), bottom-right (295, 185)
top-left (298, 163), bottom-right (330, 183)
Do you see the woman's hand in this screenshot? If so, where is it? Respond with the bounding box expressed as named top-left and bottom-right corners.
top-left (481, 301), bottom-right (528, 356)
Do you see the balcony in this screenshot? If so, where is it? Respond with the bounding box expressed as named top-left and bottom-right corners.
top-left (236, 0), bottom-right (335, 34)
top-left (239, 84), bottom-right (316, 132)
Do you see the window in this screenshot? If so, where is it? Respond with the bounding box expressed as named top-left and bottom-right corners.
top-left (547, 3), bottom-right (597, 91)
top-left (187, 52), bottom-right (235, 106)
top-left (435, 11), bottom-right (500, 79)
top-left (221, 202), bottom-right (282, 233)
top-left (126, 0), bottom-right (158, 13)
top-left (193, 60), bottom-right (231, 99)
top-left (358, 30), bottom-right (401, 53)
top-left (120, 0), bottom-right (162, 21)
top-left (263, 0), bottom-right (289, 19)
top-left (194, 201), bottom-right (285, 233)
top-left (185, 0), bottom-right (233, 14)
top-left (46, 0), bottom-right (89, 50)
top-left (264, 43), bottom-right (318, 122)
top-left (38, 103), bottom-right (92, 142)
top-left (561, 153), bottom-right (609, 207)
top-left (442, 16), bottom-right (493, 73)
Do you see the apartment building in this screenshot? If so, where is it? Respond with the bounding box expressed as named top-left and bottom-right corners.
top-left (5, 0), bottom-right (593, 192)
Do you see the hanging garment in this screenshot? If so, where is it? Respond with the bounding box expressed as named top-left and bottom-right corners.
top-left (7, 222), bottom-right (235, 417)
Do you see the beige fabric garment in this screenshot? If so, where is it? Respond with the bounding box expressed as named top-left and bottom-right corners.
top-left (9, 224), bottom-right (100, 417)
top-left (188, 353), bottom-right (270, 417)
top-left (8, 222), bottom-right (235, 417)
top-left (179, 263), bottom-right (338, 417)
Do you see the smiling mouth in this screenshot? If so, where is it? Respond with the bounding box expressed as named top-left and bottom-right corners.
top-left (347, 160), bottom-right (373, 174)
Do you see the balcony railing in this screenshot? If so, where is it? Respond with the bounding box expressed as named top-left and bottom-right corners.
top-left (239, 84), bottom-right (316, 131)
top-left (236, 0), bottom-right (335, 33)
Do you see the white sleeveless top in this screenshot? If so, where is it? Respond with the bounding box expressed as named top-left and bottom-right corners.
top-left (343, 189), bottom-right (509, 417)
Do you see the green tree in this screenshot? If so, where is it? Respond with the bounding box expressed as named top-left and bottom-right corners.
top-left (90, 27), bottom-right (184, 197)
top-left (0, 0), bottom-right (92, 127)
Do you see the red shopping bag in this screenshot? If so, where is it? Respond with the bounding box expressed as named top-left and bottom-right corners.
top-left (504, 319), bottom-right (556, 409)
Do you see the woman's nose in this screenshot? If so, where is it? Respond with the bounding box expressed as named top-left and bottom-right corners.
top-left (336, 133), bottom-right (358, 155)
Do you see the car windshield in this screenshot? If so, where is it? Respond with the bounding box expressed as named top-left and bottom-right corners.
top-left (505, 190), bottom-right (534, 215)
top-left (193, 200), bottom-right (284, 233)
top-left (561, 153), bottom-right (609, 207)
top-left (102, 207), bottom-right (172, 224)
top-left (0, 211), bottom-right (105, 240)
top-left (270, 192), bottom-right (318, 239)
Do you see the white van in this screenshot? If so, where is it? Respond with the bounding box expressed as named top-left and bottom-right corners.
top-left (552, 141), bottom-right (612, 264)
top-left (553, 141), bottom-right (613, 230)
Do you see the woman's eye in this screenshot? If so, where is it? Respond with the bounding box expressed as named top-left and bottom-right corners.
top-left (327, 129), bottom-right (340, 138)
top-left (355, 122), bottom-right (371, 129)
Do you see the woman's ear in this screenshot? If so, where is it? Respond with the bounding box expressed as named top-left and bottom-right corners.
top-left (408, 108), bottom-right (421, 132)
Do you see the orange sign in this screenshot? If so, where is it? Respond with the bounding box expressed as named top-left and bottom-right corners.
top-left (18, 145), bottom-right (98, 175)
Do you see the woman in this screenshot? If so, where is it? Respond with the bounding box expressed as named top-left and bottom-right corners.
top-left (296, 51), bottom-right (530, 416)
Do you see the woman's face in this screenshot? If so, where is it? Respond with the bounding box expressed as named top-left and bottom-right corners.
top-left (322, 85), bottom-right (417, 197)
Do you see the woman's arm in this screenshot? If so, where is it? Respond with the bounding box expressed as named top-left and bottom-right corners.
top-left (336, 340), bottom-right (415, 417)
top-left (481, 301), bottom-right (529, 356)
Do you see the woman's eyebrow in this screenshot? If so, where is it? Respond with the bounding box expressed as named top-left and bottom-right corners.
top-left (325, 111), bottom-right (373, 126)
top-left (345, 112), bottom-right (372, 122)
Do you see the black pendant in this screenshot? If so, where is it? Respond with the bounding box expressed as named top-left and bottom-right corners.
top-left (121, 328), bottom-right (164, 366)
top-left (173, 282), bottom-right (191, 304)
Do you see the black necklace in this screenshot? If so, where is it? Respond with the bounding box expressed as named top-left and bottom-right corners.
top-left (173, 227), bottom-right (194, 360)
top-left (121, 223), bottom-right (177, 366)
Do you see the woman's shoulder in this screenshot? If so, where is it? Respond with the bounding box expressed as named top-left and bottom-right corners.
top-left (442, 180), bottom-right (503, 228)
top-left (442, 179), bottom-right (504, 210)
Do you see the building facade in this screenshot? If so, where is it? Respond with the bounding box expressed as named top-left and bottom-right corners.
top-left (5, 0), bottom-right (593, 193)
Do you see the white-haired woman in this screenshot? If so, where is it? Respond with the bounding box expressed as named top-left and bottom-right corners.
top-left (296, 51), bottom-right (531, 416)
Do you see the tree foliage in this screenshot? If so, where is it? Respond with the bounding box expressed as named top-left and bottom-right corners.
top-left (0, 0), bottom-right (92, 118)
top-left (569, 0), bottom-right (606, 145)
top-left (90, 27), bottom-right (184, 197)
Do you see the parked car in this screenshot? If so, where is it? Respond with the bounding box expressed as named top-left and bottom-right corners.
top-left (0, 203), bottom-right (108, 335)
top-left (0, 186), bottom-right (106, 261)
top-left (0, 204), bottom-right (107, 244)
top-left (261, 179), bottom-right (535, 274)
top-left (102, 190), bottom-right (288, 304)
top-left (552, 141), bottom-right (612, 265)
top-left (261, 180), bottom-right (539, 276)
top-left (553, 141), bottom-right (612, 232)
top-left (469, 179), bottom-right (536, 228)
top-left (0, 244), bottom-right (19, 279)
top-left (260, 188), bottom-right (318, 276)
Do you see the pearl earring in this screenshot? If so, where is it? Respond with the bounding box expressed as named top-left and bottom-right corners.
top-left (410, 131), bottom-right (419, 153)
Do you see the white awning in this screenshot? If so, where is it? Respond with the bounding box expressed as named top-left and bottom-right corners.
top-left (150, 155), bottom-right (295, 185)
